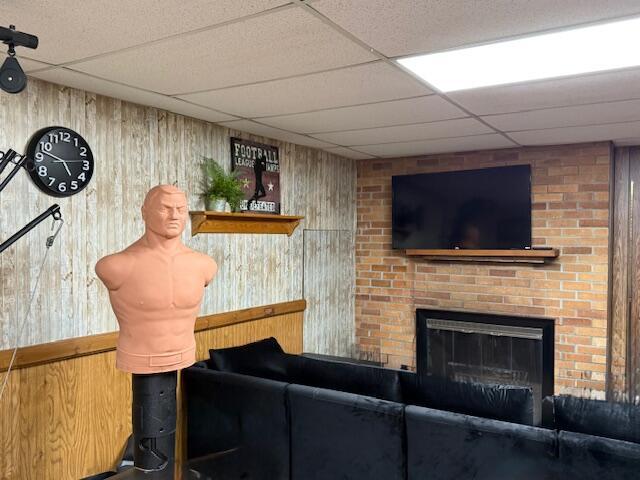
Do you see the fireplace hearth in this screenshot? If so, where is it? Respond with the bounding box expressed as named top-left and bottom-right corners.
top-left (416, 309), bottom-right (555, 423)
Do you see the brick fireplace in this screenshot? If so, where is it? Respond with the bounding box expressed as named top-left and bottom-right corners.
top-left (355, 142), bottom-right (610, 396)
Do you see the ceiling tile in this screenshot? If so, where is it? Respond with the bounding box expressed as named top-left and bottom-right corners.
top-left (323, 146), bottom-right (375, 159)
top-left (509, 121), bottom-right (640, 146)
top-left (14, 56), bottom-right (52, 73)
top-left (259, 96), bottom-right (466, 133)
top-left (68, 7), bottom-right (376, 95)
top-left (615, 138), bottom-right (640, 146)
top-left (450, 67), bottom-right (640, 115)
top-left (482, 99), bottom-right (640, 131)
top-left (1, 0), bottom-right (289, 64)
top-left (177, 61), bottom-right (431, 117)
top-left (219, 120), bottom-right (337, 149)
top-left (311, 117), bottom-right (492, 146)
top-left (311, 0), bottom-right (640, 57)
top-left (356, 134), bottom-right (516, 158)
top-left (30, 68), bottom-right (237, 123)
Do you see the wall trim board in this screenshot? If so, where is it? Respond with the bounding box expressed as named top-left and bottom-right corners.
top-left (0, 299), bottom-right (306, 372)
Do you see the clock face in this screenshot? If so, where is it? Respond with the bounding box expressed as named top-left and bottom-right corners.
top-left (25, 126), bottom-right (94, 197)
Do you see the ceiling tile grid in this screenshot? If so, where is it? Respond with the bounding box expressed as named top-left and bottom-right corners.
top-left (29, 68), bottom-right (238, 124)
top-left (65, 7), bottom-right (376, 95)
top-left (218, 119), bottom-right (337, 149)
top-left (257, 96), bottom-right (468, 133)
top-left (176, 61), bottom-right (432, 118)
top-left (310, 117), bottom-right (493, 146)
top-left (355, 133), bottom-right (517, 158)
top-left (311, 0), bottom-right (640, 57)
top-left (2, 0), bottom-right (292, 64)
top-left (6, 0), bottom-right (640, 158)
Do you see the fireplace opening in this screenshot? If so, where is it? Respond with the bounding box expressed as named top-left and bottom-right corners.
top-left (416, 309), bottom-right (555, 423)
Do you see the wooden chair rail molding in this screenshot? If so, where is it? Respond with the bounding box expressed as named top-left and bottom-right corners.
top-left (404, 249), bottom-right (559, 264)
top-left (190, 211), bottom-right (304, 236)
top-left (0, 299), bottom-right (306, 372)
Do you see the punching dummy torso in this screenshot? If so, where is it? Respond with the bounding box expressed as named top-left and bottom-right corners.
top-left (96, 185), bottom-right (217, 373)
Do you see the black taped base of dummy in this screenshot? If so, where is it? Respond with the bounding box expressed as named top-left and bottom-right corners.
top-left (133, 371), bottom-right (177, 472)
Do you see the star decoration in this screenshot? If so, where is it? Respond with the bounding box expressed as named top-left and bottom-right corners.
top-left (267, 182), bottom-right (274, 191)
top-left (241, 177), bottom-right (251, 189)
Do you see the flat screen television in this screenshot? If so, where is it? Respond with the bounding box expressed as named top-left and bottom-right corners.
top-left (392, 165), bottom-right (532, 250)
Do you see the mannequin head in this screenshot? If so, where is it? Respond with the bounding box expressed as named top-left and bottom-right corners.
top-left (141, 185), bottom-right (188, 239)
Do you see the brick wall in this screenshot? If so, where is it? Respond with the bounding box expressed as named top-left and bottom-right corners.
top-left (356, 142), bottom-right (611, 396)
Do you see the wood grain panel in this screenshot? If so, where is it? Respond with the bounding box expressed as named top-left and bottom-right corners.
top-left (190, 211), bottom-right (304, 236)
top-left (609, 147), bottom-right (629, 397)
top-left (0, 299), bottom-right (305, 372)
top-left (629, 149), bottom-right (640, 398)
top-left (0, 77), bottom-right (355, 351)
top-left (303, 229), bottom-right (355, 356)
top-left (0, 306), bottom-right (303, 480)
top-left (608, 146), bottom-right (640, 400)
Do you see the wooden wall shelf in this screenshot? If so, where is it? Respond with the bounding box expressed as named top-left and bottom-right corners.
top-left (190, 211), bottom-right (304, 236)
top-left (404, 249), bottom-right (559, 264)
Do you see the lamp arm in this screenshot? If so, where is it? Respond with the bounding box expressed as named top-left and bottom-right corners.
top-left (0, 204), bottom-right (62, 254)
top-left (0, 149), bottom-right (28, 193)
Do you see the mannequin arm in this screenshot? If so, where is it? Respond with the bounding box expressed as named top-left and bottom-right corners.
top-left (204, 256), bottom-right (218, 287)
top-left (95, 252), bottom-right (135, 291)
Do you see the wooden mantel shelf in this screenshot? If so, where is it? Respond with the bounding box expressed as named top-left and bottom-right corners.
top-left (190, 211), bottom-right (304, 236)
top-left (405, 249), bottom-right (559, 264)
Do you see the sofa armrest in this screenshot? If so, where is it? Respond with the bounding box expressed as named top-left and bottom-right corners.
top-left (182, 367), bottom-right (291, 480)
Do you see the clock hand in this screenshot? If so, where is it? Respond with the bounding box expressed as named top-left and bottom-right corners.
top-left (43, 151), bottom-right (72, 176)
top-left (42, 151), bottom-right (66, 162)
top-left (51, 159), bottom-right (86, 163)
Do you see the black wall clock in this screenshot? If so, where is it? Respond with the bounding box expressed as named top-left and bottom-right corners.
top-left (25, 126), bottom-right (94, 197)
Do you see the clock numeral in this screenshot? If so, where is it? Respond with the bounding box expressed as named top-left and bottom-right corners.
top-left (48, 177), bottom-right (56, 187)
top-left (58, 182), bottom-right (67, 193)
top-left (79, 147), bottom-right (87, 157)
top-left (71, 181), bottom-right (78, 190)
top-left (35, 152), bottom-right (44, 162)
top-left (61, 132), bottom-right (71, 142)
top-left (38, 165), bottom-right (48, 177)
top-left (48, 133), bottom-right (59, 143)
top-left (74, 137), bottom-right (79, 147)
top-left (40, 141), bottom-right (53, 152)
top-left (82, 160), bottom-right (90, 171)
top-left (78, 172), bottom-right (86, 182)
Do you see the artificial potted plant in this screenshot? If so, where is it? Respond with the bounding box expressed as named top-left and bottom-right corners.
top-left (200, 157), bottom-right (244, 212)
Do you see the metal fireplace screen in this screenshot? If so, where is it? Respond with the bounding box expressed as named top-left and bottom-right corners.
top-left (417, 309), bottom-right (555, 423)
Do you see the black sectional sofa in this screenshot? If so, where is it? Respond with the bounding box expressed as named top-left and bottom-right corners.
top-left (183, 338), bottom-right (640, 480)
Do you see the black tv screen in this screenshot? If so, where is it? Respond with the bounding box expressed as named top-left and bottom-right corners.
top-left (392, 165), bottom-right (532, 250)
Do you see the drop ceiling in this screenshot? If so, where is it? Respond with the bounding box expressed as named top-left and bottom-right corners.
top-left (5, 0), bottom-right (640, 159)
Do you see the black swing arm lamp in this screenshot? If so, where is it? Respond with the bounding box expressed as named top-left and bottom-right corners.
top-left (0, 148), bottom-right (62, 254)
top-left (0, 25), bottom-right (39, 94)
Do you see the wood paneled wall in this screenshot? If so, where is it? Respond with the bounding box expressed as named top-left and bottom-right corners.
top-left (609, 146), bottom-right (640, 400)
top-left (0, 300), bottom-right (304, 480)
top-left (0, 78), bottom-right (355, 352)
top-left (303, 229), bottom-right (355, 356)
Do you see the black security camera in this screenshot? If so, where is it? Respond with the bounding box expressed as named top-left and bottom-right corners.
top-left (0, 25), bottom-right (39, 94)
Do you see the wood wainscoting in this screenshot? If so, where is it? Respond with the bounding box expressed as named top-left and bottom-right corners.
top-left (0, 299), bottom-right (305, 480)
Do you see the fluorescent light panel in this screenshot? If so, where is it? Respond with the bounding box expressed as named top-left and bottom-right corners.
top-left (398, 16), bottom-right (640, 92)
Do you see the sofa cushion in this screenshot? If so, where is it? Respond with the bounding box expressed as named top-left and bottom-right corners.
top-left (548, 395), bottom-right (640, 444)
top-left (208, 337), bottom-right (289, 381)
top-left (402, 374), bottom-right (535, 425)
top-left (288, 384), bottom-right (406, 480)
top-left (558, 430), bottom-right (640, 480)
top-left (405, 405), bottom-right (558, 480)
top-left (287, 354), bottom-right (403, 402)
top-left (183, 367), bottom-right (290, 480)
